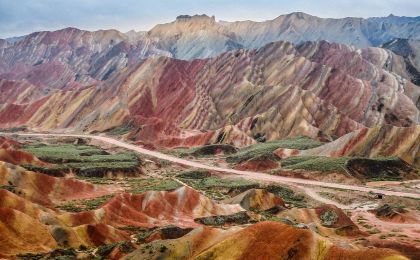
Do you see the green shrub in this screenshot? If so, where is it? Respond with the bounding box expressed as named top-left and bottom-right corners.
top-left (226, 136), bottom-right (322, 164)
top-left (320, 210), bottom-right (339, 227)
top-left (281, 156), bottom-right (348, 173)
top-left (22, 143), bottom-right (139, 177)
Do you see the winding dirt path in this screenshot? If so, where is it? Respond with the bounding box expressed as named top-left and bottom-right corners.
top-left (3, 132), bottom-right (420, 200)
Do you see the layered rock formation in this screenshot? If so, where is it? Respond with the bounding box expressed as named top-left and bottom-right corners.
top-left (59, 186), bottom-right (243, 228)
top-left (299, 125), bottom-right (420, 167)
top-left (125, 221), bottom-right (408, 259)
top-left (0, 162), bottom-right (116, 206)
top-left (0, 41), bottom-right (418, 149)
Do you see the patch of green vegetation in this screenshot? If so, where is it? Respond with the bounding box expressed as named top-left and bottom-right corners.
top-left (126, 178), bottom-right (182, 194)
top-left (178, 173), bottom-right (307, 207)
top-left (367, 228), bottom-right (381, 234)
top-left (168, 144), bottom-right (237, 158)
top-left (375, 203), bottom-right (407, 218)
top-left (118, 225), bottom-right (150, 233)
top-left (281, 156), bottom-right (349, 173)
top-left (176, 170), bottom-right (211, 179)
top-left (17, 248), bottom-right (77, 260)
top-left (0, 185), bottom-right (16, 192)
top-left (362, 224), bottom-right (374, 229)
top-left (195, 211), bottom-right (253, 226)
top-left (97, 241), bottom-right (135, 256)
top-left (226, 136), bottom-right (322, 164)
top-left (320, 210), bottom-right (339, 227)
top-left (22, 143), bottom-right (139, 177)
top-left (0, 126), bottom-right (27, 132)
top-left (178, 174), bottom-right (259, 200)
top-left (265, 185), bottom-right (307, 208)
top-left (105, 123), bottom-right (133, 136)
top-left (57, 195), bottom-right (113, 212)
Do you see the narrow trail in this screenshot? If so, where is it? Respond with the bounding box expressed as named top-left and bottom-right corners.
top-left (3, 132), bottom-right (420, 201)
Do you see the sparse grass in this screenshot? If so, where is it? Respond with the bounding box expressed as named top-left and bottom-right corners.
top-left (57, 195), bottom-right (113, 212)
top-left (125, 178), bottom-right (182, 194)
top-left (178, 174), bottom-right (259, 200)
top-left (105, 124), bottom-right (133, 136)
top-left (226, 136), bottom-right (323, 164)
top-left (176, 170), bottom-right (211, 179)
top-left (177, 172), bottom-right (307, 207)
top-left (0, 185), bottom-right (16, 192)
top-left (367, 228), bottom-right (381, 234)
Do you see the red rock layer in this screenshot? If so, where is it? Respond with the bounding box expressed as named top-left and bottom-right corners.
top-left (60, 186), bottom-right (243, 228)
top-left (0, 162), bottom-right (116, 206)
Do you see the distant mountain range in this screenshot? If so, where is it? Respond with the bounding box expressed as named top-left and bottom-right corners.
top-left (0, 12), bottom-right (419, 150)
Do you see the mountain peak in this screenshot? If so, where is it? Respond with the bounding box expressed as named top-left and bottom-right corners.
top-left (175, 14), bottom-right (216, 23)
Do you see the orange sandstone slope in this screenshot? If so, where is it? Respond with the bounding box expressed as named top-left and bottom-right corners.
top-left (0, 41), bottom-right (418, 148)
top-left (0, 185), bottom-right (243, 257)
top-left (124, 221), bottom-right (408, 260)
top-left (59, 186), bottom-right (244, 228)
top-left (0, 161), bottom-right (116, 206)
top-left (0, 136), bottom-right (48, 166)
top-left (0, 189), bottom-right (128, 256)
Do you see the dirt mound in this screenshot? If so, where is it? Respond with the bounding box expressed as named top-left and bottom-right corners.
top-left (60, 186), bottom-right (244, 228)
top-left (223, 188), bottom-right (285, 211)
top-left (372, 204), bottom-right (419, 224)
top-left (277, 204), bottom-right (363, 237)
top-left (125, 221), bottom-right (407, 259)
top-left (315, 205), bottom-right (361, 235)
top-left (190, 144), bottom-right (238, 156)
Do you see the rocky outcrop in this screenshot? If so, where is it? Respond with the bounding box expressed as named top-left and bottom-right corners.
top-left (223, 188), bottom-right (285, 211)
top-left (382, 38), bottom-right (420, 86)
